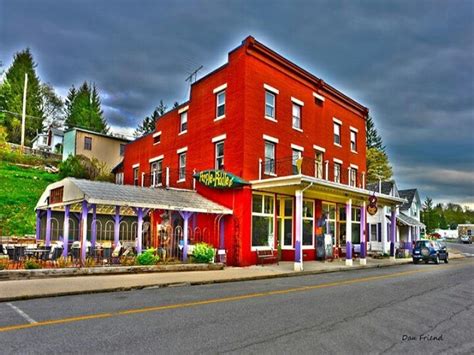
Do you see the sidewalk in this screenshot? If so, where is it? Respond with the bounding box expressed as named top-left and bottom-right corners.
top-left (0, 257), bottom-right (433, 302)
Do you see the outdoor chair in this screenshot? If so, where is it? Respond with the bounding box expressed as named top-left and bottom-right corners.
top-left (50, 247), bottom-right (63, 261)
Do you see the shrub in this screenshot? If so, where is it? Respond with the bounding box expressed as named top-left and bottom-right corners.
top-left (192, 243), bottom-right (215, 263)
top-left (120, 256), bottom-right (137, 266)
top-left (24, 260), bottom-right (41, 269)
top-left (58, 155), bottom-right (88, 179)
top-left (0, 262), bottom-right (7, 270)
top-left (56, 256), bottom-right (72, 268)
top-left (136, 248), bottom-right (159, 265)
top-left (84, 257), bottom-right (96, 268)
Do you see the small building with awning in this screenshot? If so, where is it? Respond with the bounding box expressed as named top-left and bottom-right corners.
top-left (35, 178), bottom-right (232, 263)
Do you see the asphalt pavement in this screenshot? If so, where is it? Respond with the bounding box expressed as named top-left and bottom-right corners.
top-left (0, 257), bottom-right (472, 354)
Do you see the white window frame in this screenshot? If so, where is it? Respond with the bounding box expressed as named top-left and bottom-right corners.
top-left (292, 102), bottom-right (302, 131)
top-left (153, 131), bottom-right (161, 145)
top-left (264, 141), bottom-right (276, 175)
top-left (334, 162), bottom-right (342, 183)
top-left (334, 122), bottom-right (341, 146)
top-left (278, 197), bottom-right (293, 249)
top-left (302, 199), bottom-right (315, 249)
top-left (315, 150), bottom-right (324, 179)
top-left (251, 192), bottom-right (275, 250)
top-left (215, 89), bottom-right (226, 120)
top-left (349, 167), bottom-right (357, 187)
top-left (323, 202), bottom-right (337, 246)
top-left (150, 159), bottom-right (163, 187)
top-left (215, 140), bottom-right (225, 170)
top-left (265, 90), bottom-right (276, 121)
top-left (179, 111), bottom-right (188, 134)
top-left (350, 129), bottom-right (357, 152)
top-left (133, 167), bottom-right (139, 186)
top-left (115, 172), bottom-right (124, 185)
top-left (178, 152), bottom-right (186, 182)
top-left (292, 147), bottom-right (303, 174)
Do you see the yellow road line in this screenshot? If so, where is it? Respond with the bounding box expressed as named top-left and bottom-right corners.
top-left (0, 264), bottom-right (467, 333)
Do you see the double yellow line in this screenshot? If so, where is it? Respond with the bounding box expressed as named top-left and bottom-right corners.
top-left (0, 265), bottom-right (465, 333)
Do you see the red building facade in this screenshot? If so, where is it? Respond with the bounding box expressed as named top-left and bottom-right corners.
top-left (120, 36), bottom-right (401, 267)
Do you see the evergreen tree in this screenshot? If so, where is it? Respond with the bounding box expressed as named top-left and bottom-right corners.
top-left (421, 197), bottom-right (438, 233)
top-left (134, 100), bottom-right (167, 137)
top-left (64, 82), bottom-right (108, 133)
top-left (366, 147), bottom-right (393, 183)
top-left (366, 115), bottom-right (385, 152)
top-left (0, 49), bottom-right (44, 145)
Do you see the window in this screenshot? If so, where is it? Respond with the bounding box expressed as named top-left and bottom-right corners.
top-left (116, 172), bottom-right (124, 185)
top-left (150, 160), bottom-right (163, 187)
top-left (180, 111), bottom-right (188, 133)
top-left (133, 167), bottom-right (139, 186)
top-left (292, 103), bottom-right (302, 130)
top-left (334, 123), bottom-right (341, 145)
top-left (120, 144), bottom-right (126, 156)
top-left (292, 149), bottom-right (302, 174)
top-left (178, 152), bottom-right (186, 181)
top-left (334, 163), bottom-right (341, 183)
top-left (252, 193), bottom-right (274, 248)
top-left (339, 206), bottom-right (361, 245)
top-left (215, 141), bottom-right (224, 170)
top-left (277, 198), bottom-right (293, 248)
top-left (216, 91), bottom-right (225, 118)
top-left (370, 224), bottom-right (378, 242)
top-left (350, 130), bottom-right (357, 152)
top-left (84, 137), bottom-right (92, 150)
top-left (315, 151), bottom-right (324, 179)
top-left (264, 141), bottom-right (276, 175)
top-left (323, 203), bottom-right (337, 246)
top-left (153, 132), bottom-right (161, 145)
top-left (303, 200), bottom-right (314, 246)
top-left (265, 91), bottom-right (275, 119)
top-left (349, 168), bottom-right (357, 187)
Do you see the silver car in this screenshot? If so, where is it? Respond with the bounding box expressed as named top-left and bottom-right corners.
top-left (460, 235), bottom-right (472, 244)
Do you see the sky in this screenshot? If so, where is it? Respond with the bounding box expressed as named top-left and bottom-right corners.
top-left (1, 0), bottom-right (473, 207)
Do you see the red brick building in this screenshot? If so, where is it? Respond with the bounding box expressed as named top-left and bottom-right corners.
top-left (118, 36), bottom-right (402, 268)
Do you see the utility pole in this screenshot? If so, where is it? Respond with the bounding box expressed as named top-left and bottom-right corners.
top-left (20, 73), bottom-right (28, 149)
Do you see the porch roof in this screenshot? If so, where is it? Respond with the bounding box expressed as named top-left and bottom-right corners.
top-left (250, 175), bottom-right (406, 206)
top-left (397, 212), bottom-right (425, 227)
top-left (35, 178), bottom-right (233, 216)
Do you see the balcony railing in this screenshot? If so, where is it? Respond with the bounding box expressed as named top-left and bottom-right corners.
top-left (258, 156), bottom-right (366, 189)
top-left (137, 168), bottom-right (195, 190)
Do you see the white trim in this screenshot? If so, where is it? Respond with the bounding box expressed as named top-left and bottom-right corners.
top-left (334, 143), bottom-right (342, 148)
top-left (177, 179), bottom-right (186, 183)
top-left (132, 163), bottom-right (140, 169)
top-left (291, 97), bottom-right (304, 106)
top-left (313, 144), bottom-right (326, 152)
top-left (212, 134), bottom-right (227, 143)
top-left (149, 155), bottom-right (164, 163)
top-left (177, 146), bottom-right (188, 154)
top-left (263, 134), bottom-right (279, 144)
top-left (263, 84), bottom-right (279, 95)
top-left (152, 131), bottom-right (162, 138)
top-left (213, 83), bottom-right (227, 94)
top-left (178, 130), bottom-right (187, 136)
top-left (178, 105), bottom-right (189, 114)
top-left (265, 116), bottom-right (278, 122)
top-left (214, 115), bottom-right (225, 122)
top-left (350, 126), bottom-right (358, 133)
top-left (313, 92), bottom-right (325, 102)
top-left (291, 143), bottom-right (304, 151)
top-left (293, 127), bottom-right (304, 133)
top-left (350, 163), bottom-right (359, 169)
top-left (333, 158), bottom-right (343, 164)
top-left (333, 117), bottom-right (342, 125)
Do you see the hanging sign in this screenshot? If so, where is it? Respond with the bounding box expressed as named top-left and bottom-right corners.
top-left (367, 194), bottom-right (378, 216)
top-left (194, 170), bottom-right (249, 189)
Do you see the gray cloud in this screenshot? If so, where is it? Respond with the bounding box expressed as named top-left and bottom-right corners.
top-left (1, 0), bottom-right (473, 205)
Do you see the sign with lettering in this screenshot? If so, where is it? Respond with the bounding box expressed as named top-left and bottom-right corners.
top-left (194, 170), bottom-right (249, 189)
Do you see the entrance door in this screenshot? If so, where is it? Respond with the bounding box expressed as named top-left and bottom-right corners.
top-left (277, 197), bottom-right (293, 250)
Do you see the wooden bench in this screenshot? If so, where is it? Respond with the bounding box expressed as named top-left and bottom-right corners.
top-left (256, 249), bottom-right (278, 266)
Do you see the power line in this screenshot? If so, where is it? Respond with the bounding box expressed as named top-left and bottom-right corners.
top-left (0, 109), bottom-right (43, 120)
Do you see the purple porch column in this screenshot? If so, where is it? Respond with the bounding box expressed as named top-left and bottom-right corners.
top-left (35, 210), bottom-right (41, 242)
top-left (114, 206), bottom-right (120, 247)
top-left (390, 207), bottom-right (397, 260)
top-left (62, 205), bottom-right (70, 258)
top-left (345, 199), bottom-right (353, 266)
top-left (179, 211), bottom-right (193, 262)
top-left (294, 190), bottom-right (303, 271)
top-left (406, 226), bottom-right (412, 251)
top-left (219, 217), bottom-right (225, 250)
top-left (360, 202), bottom-right (367, 265)
top-left (45, 208), bottom-right (52, 247)
top-left (80, 200), bottom-right (89, 265)
top-left (136, 208), bottom-right (143, 254)
top-left (91, 204), bottom-right (97, 248)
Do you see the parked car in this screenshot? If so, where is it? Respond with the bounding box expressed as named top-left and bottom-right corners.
top-left (412, 240), bottom-right (448, 264)
top-left (460, 235), bottom-right (472, 244)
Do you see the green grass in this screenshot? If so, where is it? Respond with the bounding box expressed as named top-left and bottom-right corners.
top-left (0, 161), bottom-right (60, 236)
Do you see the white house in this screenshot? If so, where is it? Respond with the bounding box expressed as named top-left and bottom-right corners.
top-left (31, 126), bottom-right (64, 153)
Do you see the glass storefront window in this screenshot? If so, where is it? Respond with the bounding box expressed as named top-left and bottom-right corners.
top-left (252, 193), bottom-right (274, 248)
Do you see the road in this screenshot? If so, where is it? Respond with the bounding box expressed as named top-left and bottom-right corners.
top-left (0, 258), bottom-right (473, 354)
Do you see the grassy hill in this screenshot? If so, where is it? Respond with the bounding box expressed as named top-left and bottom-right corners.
top-left (0, 161), bottom-right (60, 236)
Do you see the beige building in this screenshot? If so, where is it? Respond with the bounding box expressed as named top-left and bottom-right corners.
top-left (62, 128), bottom-right (131, 171)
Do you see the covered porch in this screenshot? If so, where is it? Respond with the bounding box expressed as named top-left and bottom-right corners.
top-left (35, 178), bottom-right (232, 264)
top-left (396, 213), bottom-right (425, 251)
top-left (250, 174), bottom-right (405, 271)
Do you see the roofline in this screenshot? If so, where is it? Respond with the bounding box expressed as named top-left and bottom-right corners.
top-left (65, 127), bottom-right (132, 142)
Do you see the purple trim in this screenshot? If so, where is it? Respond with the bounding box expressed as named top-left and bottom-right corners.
top-left (136, 208), bottom-right (143, 254)
top-left (294, 191), bottom-right (303, 263)
top-left (35, 210), bottom-right (41, 242)
top-left (114, 206), bottom-right (120, 247)
top-left (360, 242), bottom-right (366, 258)
top-left (346, 241), bottom-right (352, 260)
top-left (360, 204), bottom-right (366, 259)
top-left (62, 205), bottom-right (70, 257)
top-left (81, 200), bottom-right (88, 264)
top-left (219, 217), bottom-right (225, 250)
top-left (91, 204), bottom-right (97, 248)
top-left (390, 209), bottom-right (397, 257)
top-left (179, 211), bottom-right (193, 262)
top-left (45, 208), bottom-right (52, 247)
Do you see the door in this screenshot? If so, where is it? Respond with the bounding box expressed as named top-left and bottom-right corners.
top-left (277, 197), bottom-right (293, 250)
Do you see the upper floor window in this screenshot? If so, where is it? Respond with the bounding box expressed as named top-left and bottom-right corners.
top-left (292, 148), bottom-right (302, 174)
top-left (115, 172), bottom-right (124, 185)
top-left (334, 162), bottom-right (341, 183)
top-left (334, 122), bottom-right (341, 145)
top-left (264, 141), bottom-right (276, 175)
top-left (180, 111), bottom-right (188, 134)
top-left (153, 131), bottom-right (161, 145)
top-left (315, 151), bottom-right (324, 179)
top-left (216, 91), bottom-right (226, 118)
top-left (292, 103), bottom-right (302, 130)
top-left (350, 130), bottom-right (357, 152)
top-left (84, 136), bottom-right (92, 150)
top-left (133, 167), bottom-right (139, 186)
top-left (349, 167), bottom-right (357, 187)
top-left (120, 144), bottom-right (126, 156)
top-left (178, 152), bottom-right (186, 181)
top-left (265, 91), bottom-right (275, 119)
top-left (215, 141), bottom-right (224, 170)
top-left (151, 160), bottom-right (163, 187)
